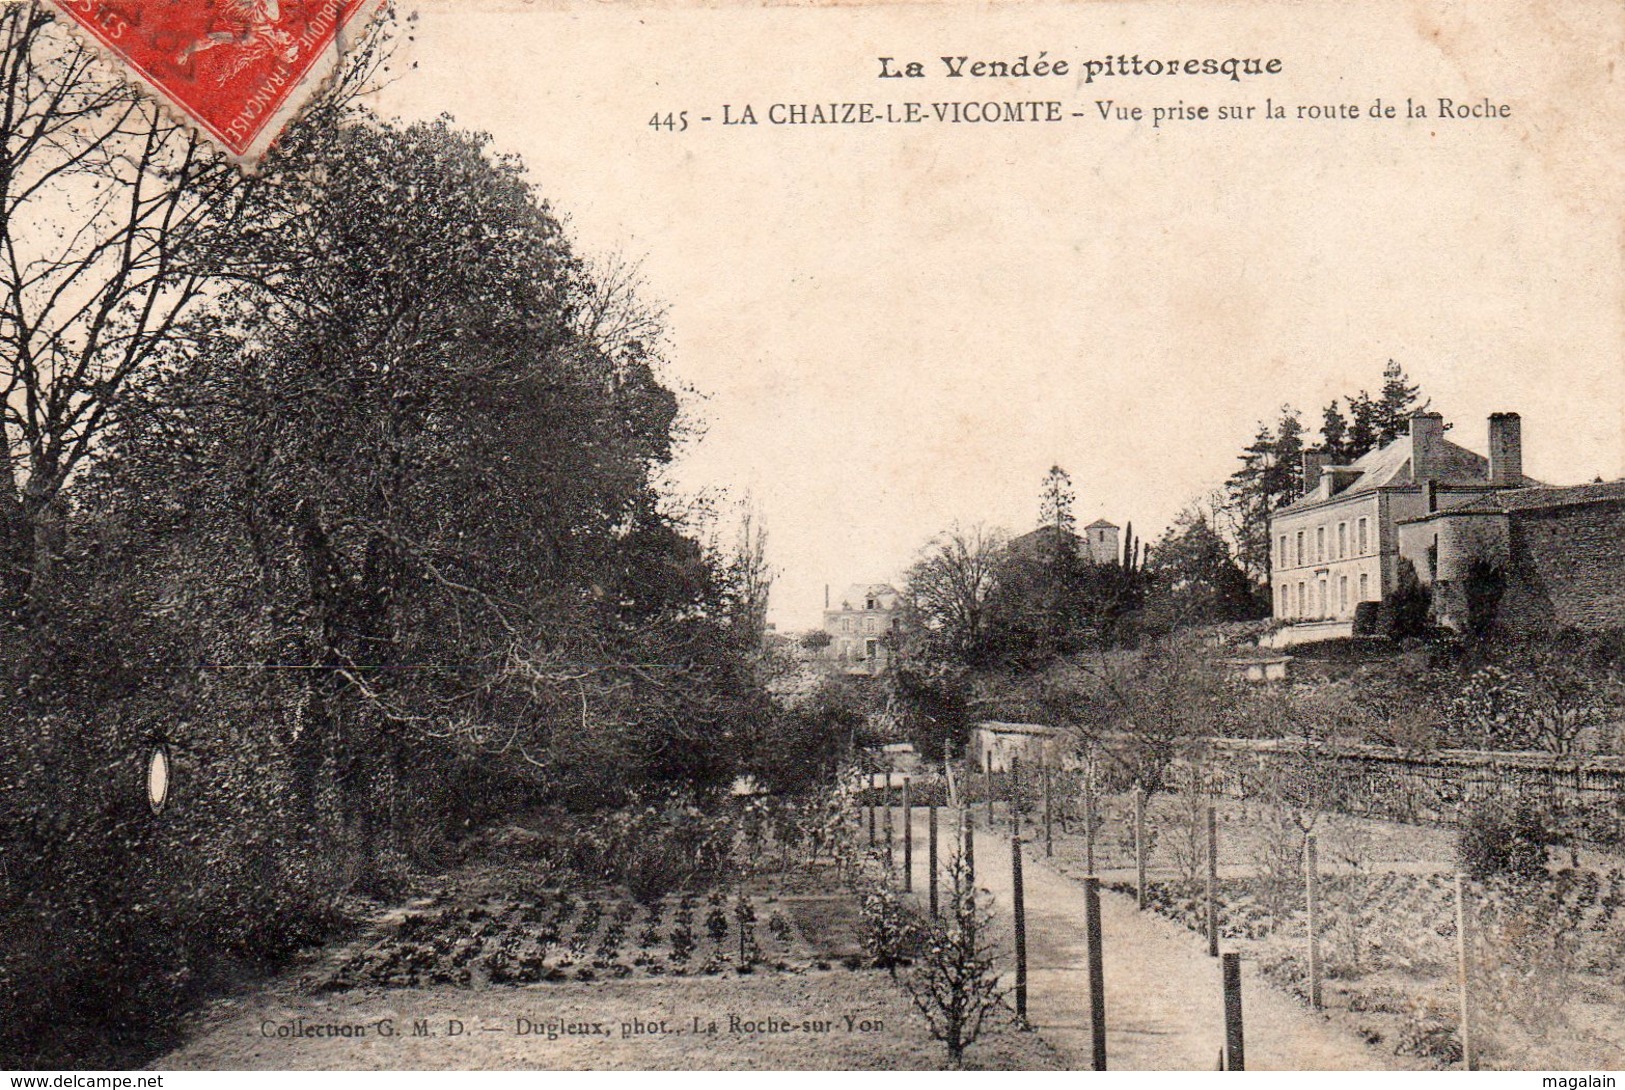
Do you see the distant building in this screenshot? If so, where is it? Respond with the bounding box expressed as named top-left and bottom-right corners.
top-left (971, 721), bottom-right (1071, 772)
top-left (821, 582), bottom-right (903, 674)
top-left (1009, 519), bottom-right (1122, 565)
top-left (1268, 411), bottom-right (1539, 642)
top-left (1082, 519), bottom-right (1121, 565)
top-left (1397, 479), bottom-right (1625, 633)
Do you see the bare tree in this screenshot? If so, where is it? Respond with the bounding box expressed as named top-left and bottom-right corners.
top-left (0, 4), bottom-right (261, 597)
top-left (0, 3), bottom-right (398, 603)
top-left (905, 523), bottom-right (1006, 661)
top-left (569, 252), bottom-right (669, 365)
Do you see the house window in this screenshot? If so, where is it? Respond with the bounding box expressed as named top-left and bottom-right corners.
top-left (842, 618), bottom-right (854, 633)
top-left (1339, 575), bottom-right (1348, 614)
top-left (1279, 584), bottom-right (1289, 617)
top-left (1278, 535), bottom-right (1288, 567)
top-left (1338, 523), bottom-right (1348, 559)
top-left (1359, 572), bottom-right (1369, 600)
top-left (1319, 578), bottom-right (1328, 616)
top-left (1316, 526), bottom-right (1326, 562)
top-left (1295, 531), bottom-right (1304, 566)
top-left (864, 638), bottom-right (878, 659)
top-left (866, 597), bottom-right (878, 610)
top-left (1358, 517), bottom-right (1368, 554)
top-left (1297, 581), bottom-right (1306, 615)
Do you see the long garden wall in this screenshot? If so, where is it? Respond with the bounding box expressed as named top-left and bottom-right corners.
top-left (1180, 738), bottom-right (1625, 846)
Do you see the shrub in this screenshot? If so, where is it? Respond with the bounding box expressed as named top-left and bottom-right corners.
top-left (1456, 799), bottom-right (1550, 883)
top-left (1461, 559), bottom-right (1505, 639)
top-left (859, 882), bottom-right (922, 977)
top-left (704, 907), bottom-right (729, 943)
top-left (1378, 559), bottom-right (1431, 639)
top-left (733, 892), bottom-right (758, 968)
top-left (903, 847), bottom-right (1006, 1066)
top-left (536, 793), bottom-right (736, 903)
top-left (1352, 600), bottom-right (1381, 637)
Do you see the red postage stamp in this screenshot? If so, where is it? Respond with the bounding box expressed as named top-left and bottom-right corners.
top-left (43, 0), bottom-right (385, 164)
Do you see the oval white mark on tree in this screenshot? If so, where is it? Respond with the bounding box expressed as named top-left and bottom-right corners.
top-left (147, 745), bottom-right (171, 815)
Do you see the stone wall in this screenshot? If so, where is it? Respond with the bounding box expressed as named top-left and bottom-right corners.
top-left (1177, 738), bottom-right (1625, 847)
top-left (1503, 498), bottom-right (1625, 632)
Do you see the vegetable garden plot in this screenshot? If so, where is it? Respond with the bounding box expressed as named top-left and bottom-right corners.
top-left (1111, 866), bottom-right (1625, 1067)
top-left (318, 888), bottom-right (828, 990)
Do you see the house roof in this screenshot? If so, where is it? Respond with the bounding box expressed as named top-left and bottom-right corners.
top-left (1008, 524), bottom-right (1078, 557)
top-left (1011, 524), bottom-right (1076, 545)
top-left (1083, 519), bottom-right (1119, 530)
top-left (831, 583), bottom-right (900, 611)
top-left (975, 721), bottom-right (1063, 737)
top-left (1404, 479), bottom-right (1625, 520)
top-left (1281, 430), bottom-right (1540, 513)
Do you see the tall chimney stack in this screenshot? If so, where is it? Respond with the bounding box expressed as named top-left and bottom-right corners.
top-left (1409, 411), bottom-right (1445, 483)
top-left (1488, 412), bottom-right (1523, 487)
top-left (1301, 450), bottom-right (1329, 495)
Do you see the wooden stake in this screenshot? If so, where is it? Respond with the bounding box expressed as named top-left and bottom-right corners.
top-left (902, 778), bottom-right (913, 893)
top-left (1134, 785), bottom-right (1147, 911)
top-left (1085, 785), bottom-right (1097, 876)
top-left (1222, 952), bottom-right (1245, 1071)
top-left (1012, 829), bottom-right (1027, 1024)
top-left (1010, 753), bottom-right (1022, 832)
top-left (867, 784), bottom-right (876, 848)
top-left (1207, 805), bottom-right (1220, 958)
top-left (884, 778), bottom-right (895, 871)
top-left (983, 753), bottom-right (993, 828)
top-left (1043, 763), bottom-right (1053, 857)
top-left (928, 803), bottom-right (939, 917)
top-left (1305, 833), bottom-right (1322, 1010)
top-left (964, 814), bottom-right (975, 887)
top-left (1456, 873), bottom-right (1474, 1071)
top-left (1084, 876), bottom-right (1108, 1070)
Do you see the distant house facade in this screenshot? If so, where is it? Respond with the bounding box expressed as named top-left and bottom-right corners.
top-left (1397, 480), bottom-right (1625, 633)
top-left (1268, 411), bottom-right (1538, 641)
top-left (822, 583), bottom-right (904, 674)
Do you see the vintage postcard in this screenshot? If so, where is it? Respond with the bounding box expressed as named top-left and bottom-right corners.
top-left (1, 0), bottom-right (1622, 1076)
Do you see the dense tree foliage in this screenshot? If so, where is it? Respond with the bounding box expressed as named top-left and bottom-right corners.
top-left (1142, 506), bottom-right (1267, 630)
top-left (1223, 406), bottom-right (1305, 584)
top-left (1222, 361), bottom-right (1428, 588)
top-left (0, 13), bottom-right (773, 1067)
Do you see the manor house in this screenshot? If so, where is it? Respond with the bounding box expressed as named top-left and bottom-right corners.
top-left (1270, 410), bottom-right (1625, 640)
top-left (1268, 411), bottom-right (1535, 641)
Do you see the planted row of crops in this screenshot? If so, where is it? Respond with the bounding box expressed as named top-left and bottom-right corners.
top-left (1121, 867), bottom-right (1625, 977)
top-left (321, 889), bottom-right (817, 990)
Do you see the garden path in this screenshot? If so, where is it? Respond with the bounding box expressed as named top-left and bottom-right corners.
top-left (899, 807), bottom-right (1412, 1071)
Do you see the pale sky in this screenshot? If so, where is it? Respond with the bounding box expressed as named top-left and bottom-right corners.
top-left (375, 1), bottom-right (1624, 630)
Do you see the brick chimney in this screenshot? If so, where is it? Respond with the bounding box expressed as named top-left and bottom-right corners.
top-left (1301, 450), bottom-right (1328, 494)
top-left (1409, 411), bottom-right (1445, 482)
top-left (1488, 412), bottom-right (1523, 487)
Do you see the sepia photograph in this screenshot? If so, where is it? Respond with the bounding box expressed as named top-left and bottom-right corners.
top-left (1, 0), bottom-right (1622, 1075)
